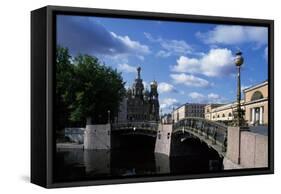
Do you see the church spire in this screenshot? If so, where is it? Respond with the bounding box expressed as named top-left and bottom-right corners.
top-left (132, 66), bottom-right (144, 97)
top-left (137, 66), bottom-right (141, 79)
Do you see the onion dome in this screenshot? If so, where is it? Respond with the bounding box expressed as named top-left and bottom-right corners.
top-left (150, 80), bottom-right (158, 88)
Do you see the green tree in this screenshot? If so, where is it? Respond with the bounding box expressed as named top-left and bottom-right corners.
top-left (56, 46), bottom-right (126, 127)
top-left (55, 46), bottom-right (74, 131)
top-left (70, 54), bottom-right (126, 124)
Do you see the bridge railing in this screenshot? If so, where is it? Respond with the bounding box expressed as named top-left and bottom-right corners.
top-left (111, 121), bottom-right (159, 131)
top-left (173, 117), bottom-right (228, 153)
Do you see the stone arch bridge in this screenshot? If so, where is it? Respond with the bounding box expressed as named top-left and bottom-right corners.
top-left (110, 118), bottom-right (227, 157)
top-left (84, 117), bottom-right (267, 169)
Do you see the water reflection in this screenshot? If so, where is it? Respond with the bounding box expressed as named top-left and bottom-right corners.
top-left (54, 147), bottom-right (223, 182)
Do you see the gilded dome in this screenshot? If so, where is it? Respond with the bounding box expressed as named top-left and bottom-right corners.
top-left (150, 80), bottom-right (158, 87)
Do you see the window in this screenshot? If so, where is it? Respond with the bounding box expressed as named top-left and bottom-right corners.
top-left (251, 91), bottom-right (264, 101)
top-left (228, 112), bottom-right (232, 117)
top-left (158, 134), bottom-right (161, 139)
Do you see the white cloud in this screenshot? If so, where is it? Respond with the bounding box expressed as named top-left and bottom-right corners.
top-left (179, 90), bottom-right (185, 95)
top-left (158, 82), bottom-right (176, 93)
top-left (111, 32), bottom-right (150, 54)
top-left (117, 64), bottom-right (137, 73)
top-left (170, 73), bottom-right (211, 88)
top-left (57, 16), bottom-right (151, 61)
top-left (207, 93), bottom-right (220, 100)
top-left (156, 50), bottom-right (172, 58)
top-left (196, 25), bottom-right (268, 46)
top-left (161, 39), bottom-right (192, 55)
top-left (201, 48), bottom-right (234, 76)
top-left (189, 92), bottom-right (205, 99)
top-left (171, 56), bottom-right (200, 73)
top-left (188, 92), bottom-right (225, 103)
top-left (160, 98), bottom-right (179, 109)
top-left (144, 32), bottom-right (155, 42)
top-left (137, 55), bottom-right (145, 61)
top-left (171, 48), bottom-right (235, 77)
top-left (144, 32), bottom-right (192, 57)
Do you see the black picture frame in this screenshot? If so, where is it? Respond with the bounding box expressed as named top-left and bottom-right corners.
top-left (31, 5), bottom-right (274, 188)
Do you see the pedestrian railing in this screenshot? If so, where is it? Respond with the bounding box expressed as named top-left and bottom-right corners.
top-left (173, 117), bottom-right (228, 153)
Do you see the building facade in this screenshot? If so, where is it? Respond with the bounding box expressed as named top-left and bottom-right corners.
top-left (204, 104), bottom-right (223, 120)
top-left (117, 67), bottom-right (160, 122)
top-left (161, 113), bottom-right (172, 124)
top-left (205, 101), bottom-right (245, 123)
top-left (244, 80), bottom-right (268, 125)
top-left (204, 80), bottom-right (268, 126)
top-left (172, 103), bottom-right (206, 123)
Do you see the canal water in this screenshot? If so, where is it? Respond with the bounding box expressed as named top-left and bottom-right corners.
top-left (54, 137), bottom-right (223, 182)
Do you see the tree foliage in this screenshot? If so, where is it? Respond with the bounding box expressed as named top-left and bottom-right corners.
top-left (55, 46), bottom-right (74, 131)
top-left (55, 46), bottom-right (125, 130)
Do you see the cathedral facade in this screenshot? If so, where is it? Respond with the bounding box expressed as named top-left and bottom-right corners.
top-left (117, 67), bottom-right (160, 123)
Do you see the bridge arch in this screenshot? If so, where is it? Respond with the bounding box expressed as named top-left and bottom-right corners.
top-left (111, 122), bottom-right (158, 150)
top-left (111, 118), bottom-right (228, 157)
top-left (172, 117), bottom-right (228, 157)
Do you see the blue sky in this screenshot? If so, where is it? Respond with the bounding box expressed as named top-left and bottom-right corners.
top-left (57, 15), bottom-right (268, 114)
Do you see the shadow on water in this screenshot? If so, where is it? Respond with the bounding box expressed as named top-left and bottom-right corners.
top-left (54, 135), bottom-right (223, 182)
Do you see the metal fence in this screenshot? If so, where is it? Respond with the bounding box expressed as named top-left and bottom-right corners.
top-left (173, 117), bottom-right (228, 152)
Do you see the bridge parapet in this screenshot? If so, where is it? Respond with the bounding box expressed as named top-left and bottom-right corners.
top-left (173, 117), bottom-right (228, 156)
top-left (112, 121), bottom-right (159, 132)
top-left (223, 126), bottom-right (268, 169)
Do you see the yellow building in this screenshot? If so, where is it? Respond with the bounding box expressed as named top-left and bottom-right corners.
top-left (205, 80), bottom-right (268, 126)
top-left (244, 80), bottom-right (268, 125)
top-left (205, 104), bottom-right (223, 120)
top-left (205, 101), bottom-right (245, 122)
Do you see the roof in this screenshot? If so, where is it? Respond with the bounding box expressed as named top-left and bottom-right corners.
top-left (243, 80), bottom-right (268, 93)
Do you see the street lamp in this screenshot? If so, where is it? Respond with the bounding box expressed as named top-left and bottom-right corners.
top-left (107, 110), bottom-right (111, 124)
top-left (234, 51), bottom-right (245, 127)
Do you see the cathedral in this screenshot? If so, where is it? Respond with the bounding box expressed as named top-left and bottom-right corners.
top-left (117, 67), bottom-right (160, 123)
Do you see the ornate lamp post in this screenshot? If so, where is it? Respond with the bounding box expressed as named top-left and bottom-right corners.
top-left (234, 51), bottom-right (248, 164)
top-left (234, 51), bottom-right (245, 127)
